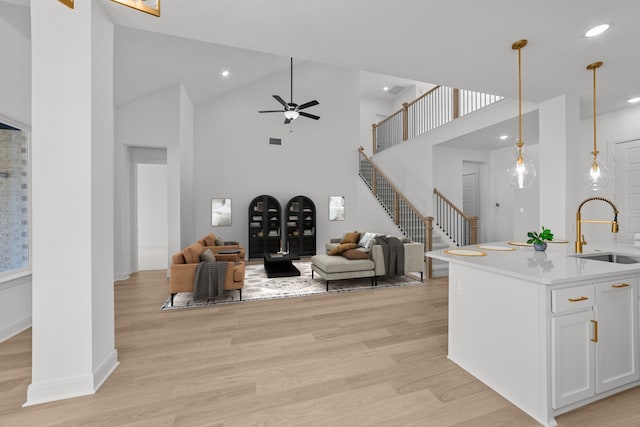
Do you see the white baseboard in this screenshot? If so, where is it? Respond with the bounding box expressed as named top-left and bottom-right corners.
top-left (93, 349), bottom-right (119, 391)
top-left (24, 349), bottom-right (119, 407)
top-left (0, 315), bottom-right (31, 343)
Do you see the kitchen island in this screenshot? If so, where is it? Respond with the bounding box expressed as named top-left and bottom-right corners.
top-left (427, 242), bottom-right (640, 427)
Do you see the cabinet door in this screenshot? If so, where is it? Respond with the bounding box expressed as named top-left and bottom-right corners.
top-left (551, 310), bottom-right (596, 409)
top-left (595, 280), bottom-right (639, 393)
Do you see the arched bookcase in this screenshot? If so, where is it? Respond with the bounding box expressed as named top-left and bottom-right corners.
top-left (248, 195), bottom-right (281, 259)
top-left (285, 195), bottom-right (316, 256)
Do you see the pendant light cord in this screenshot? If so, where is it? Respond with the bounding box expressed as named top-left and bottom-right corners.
top-left (592, 64), bottom-right (597, 161)
top-left (512, 39), bottom-right (528, 161)
top-left (587, 62), bottom-right (603, 166)
top-left (518, 46), bottom-right (522, 149)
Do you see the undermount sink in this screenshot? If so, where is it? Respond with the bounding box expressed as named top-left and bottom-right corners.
top-left (574, 253), bottom-right (640, 264)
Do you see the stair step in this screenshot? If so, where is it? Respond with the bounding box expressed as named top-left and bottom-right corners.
top-left (430, 259), bottom-right (449, 278)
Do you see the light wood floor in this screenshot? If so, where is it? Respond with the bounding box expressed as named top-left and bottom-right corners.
top-left (1, 272), bottom-right (640, 426)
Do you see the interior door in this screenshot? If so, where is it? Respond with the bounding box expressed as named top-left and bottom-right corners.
top-left (615, 139), bottom-right (640, 242)
top-left (136, 163), bottom-right (168, 271)
top-left (463, 172), bottom-right (479, 217)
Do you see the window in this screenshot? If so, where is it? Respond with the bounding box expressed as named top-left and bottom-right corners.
top-left (0, 121), bottom-right (29, 276)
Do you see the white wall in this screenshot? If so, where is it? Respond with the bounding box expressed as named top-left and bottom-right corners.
top-left (577, 103), bottom-right (640, 244)
top-left (28, 0), bottom-right (117, 405)
top-left (0, 0), bottom-right (32, 343)
top-left (0, 2), bottom-right (30, 125)
top-left (194, 61), bottom-right (362, 252)
top-left (137, 163), bottom-right (168, 270)
top-left (360, 96), bottom-right (393, 154)
top-left (179, 86), bottom-right (196, 247)
top-left (115, 84), bottom-right (193, 278)
top-left (137, 164), bottom-right (168, 250)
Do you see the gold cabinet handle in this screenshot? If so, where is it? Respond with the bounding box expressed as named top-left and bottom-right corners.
top-left (591, 320), bottom-right (598, 343)
top-left (612, 283), bottom-right (630, 288)
top-left (568, 296), bottom-right (589, 302)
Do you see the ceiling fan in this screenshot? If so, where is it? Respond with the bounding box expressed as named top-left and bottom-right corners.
top-left (259, 58), bottom-right (320, 124)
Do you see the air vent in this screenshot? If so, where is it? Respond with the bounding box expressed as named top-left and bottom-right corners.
top-left (269, 138), bottom-right (282, 146)
top-left (386, 85), bottom-right (407, 95)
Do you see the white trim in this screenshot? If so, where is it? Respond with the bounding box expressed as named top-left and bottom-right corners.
top-left (24, 350), bottom-right (119, 407)
top-left (0, 314), bottom-right (31, 343)
top-left (607, 134), bottom-right (640, 200)
top-left (0, 269), bottom-right (31, 288)
top-left (0, 114), bottom-right (32, 284)
top-left (93, 350), bottom-right (120, 393)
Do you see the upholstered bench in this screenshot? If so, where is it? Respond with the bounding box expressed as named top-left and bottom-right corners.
top-left (310, 254), bottom-right (376, 291)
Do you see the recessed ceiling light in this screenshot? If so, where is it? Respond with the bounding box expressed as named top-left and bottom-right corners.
top-left (499, 135), bottom-right (509, 140)
top-left (585, 24), bottom-right (610, 38)
top-left (627, 97), bottom-right (640, 104)
top-left (383, 86), bottom-right (390, 92)
top-left (221, 69), bottom-right (230, 78)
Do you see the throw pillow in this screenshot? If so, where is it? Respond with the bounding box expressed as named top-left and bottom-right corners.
top-left (215, 237), bottom-right (225, 246)
top-left (200, 249), bottom-right (216, 263)
top-left (342, 249), bottom-right (370, 260)
top-left (328, 242), bottom-right (357, 256)
top-left (203, 233), bottom-right (217, 246)
top-left (358, 232), bottom-right (377, 249)
top-left (183, 242), bottom-right (204, 264)
top-left (340, 231), bottom-right (361, 244)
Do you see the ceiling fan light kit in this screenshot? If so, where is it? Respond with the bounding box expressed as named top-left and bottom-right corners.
top-left (259, 57), bottom-right (320, 125)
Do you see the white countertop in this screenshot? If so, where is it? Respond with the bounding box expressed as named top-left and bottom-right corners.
top-left (427, 241), bottom-right (640, 285)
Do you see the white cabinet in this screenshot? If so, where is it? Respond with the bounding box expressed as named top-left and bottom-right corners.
top-left (595, 280), bottom-right (639, 393)
top-left (551, 310), bottom-right (596, 408)
top-left (551, 278), bottom-right (638, 410)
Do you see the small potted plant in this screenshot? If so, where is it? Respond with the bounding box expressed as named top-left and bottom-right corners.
top-left (527, 226), bottom-right (554, 251)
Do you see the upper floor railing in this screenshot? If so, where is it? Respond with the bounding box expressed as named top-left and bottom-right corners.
top-left (433, 188), bottom-right (478, 247)
top-left (359, 147), bottom-right (433, 279)
top-left (372, 86), bottom-right (503, 153)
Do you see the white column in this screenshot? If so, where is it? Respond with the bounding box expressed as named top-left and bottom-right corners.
top-left (27, 1), bottom-right (118, 405)
top-left (538, 95), bottom-right (581, 240)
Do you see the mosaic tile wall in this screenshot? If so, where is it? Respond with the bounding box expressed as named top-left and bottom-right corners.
top-left (0, 129), bottom-right (29, 272)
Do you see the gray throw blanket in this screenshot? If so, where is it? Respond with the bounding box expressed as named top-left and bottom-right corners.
top-left (374, 236), bottom-right (405, 278)
top-left (193, 262), bottom-right (228, 301)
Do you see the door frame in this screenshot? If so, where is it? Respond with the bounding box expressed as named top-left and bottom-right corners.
top-left (128, 146), bottom-right (167, 273)
top-left (609, 135), bottom-right (640, 243)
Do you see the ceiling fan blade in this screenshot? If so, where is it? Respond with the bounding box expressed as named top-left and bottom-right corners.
top-left (273, 95), bottom-right (288, 108)
top-left (259, 110), bottom-right (285, 113)
top-left (297, 100), bottom-right (319, 110)
top-left (299, 111), bottom-right (320, 120)
top-left (284, 118), bottom-right (291, 124)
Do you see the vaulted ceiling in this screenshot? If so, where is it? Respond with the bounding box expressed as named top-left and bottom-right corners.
top-left (102, 0), bottom-right (640, 119)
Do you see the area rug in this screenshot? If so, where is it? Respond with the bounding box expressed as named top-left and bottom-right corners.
top-left (161, 261), bottom-right (423, 310)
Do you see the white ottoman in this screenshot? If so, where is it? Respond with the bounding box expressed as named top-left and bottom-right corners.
top-left (310, 254), bottom-right (376, 291)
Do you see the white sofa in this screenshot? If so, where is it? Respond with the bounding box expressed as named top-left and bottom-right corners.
top-left (310, 233), bottom-right (424, 290)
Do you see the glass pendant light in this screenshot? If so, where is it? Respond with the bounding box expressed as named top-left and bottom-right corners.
top-left (582, 61), bottom-right (609, 191)
top-left (506, 39), bottom-right (536, 189)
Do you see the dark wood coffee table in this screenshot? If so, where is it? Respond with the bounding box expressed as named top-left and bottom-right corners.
top-left (263, 253), bottom-right (301, 278)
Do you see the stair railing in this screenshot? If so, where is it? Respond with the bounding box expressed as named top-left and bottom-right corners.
top-left (372, 86), bottom-right (503, 153)
top-left (359, 147), bottom-right (433, 279)
top-left (433, 188), bottom-right (478, 246)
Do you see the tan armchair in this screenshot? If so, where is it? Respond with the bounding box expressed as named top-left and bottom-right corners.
top-left (197, 233), bottom-right (246, 260)
top-left (170, 242), bottom-right (245, 306)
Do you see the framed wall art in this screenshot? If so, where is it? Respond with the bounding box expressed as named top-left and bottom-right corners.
top-left (329, 196), bottom-right (345, 221)
top-left (111, 0), bottom-right (161, 17)
top-left (211, 198), bottom-right (232, 226)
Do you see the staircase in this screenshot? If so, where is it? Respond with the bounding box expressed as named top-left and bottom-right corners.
top-left (358, 147), bottom-right (435, 278)
top-left (430, 229), bottom-right (450, 278)
top-left (358, 83), bottom-right (495, 278)
top-left (358, 149), bottom-right (481, 279)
